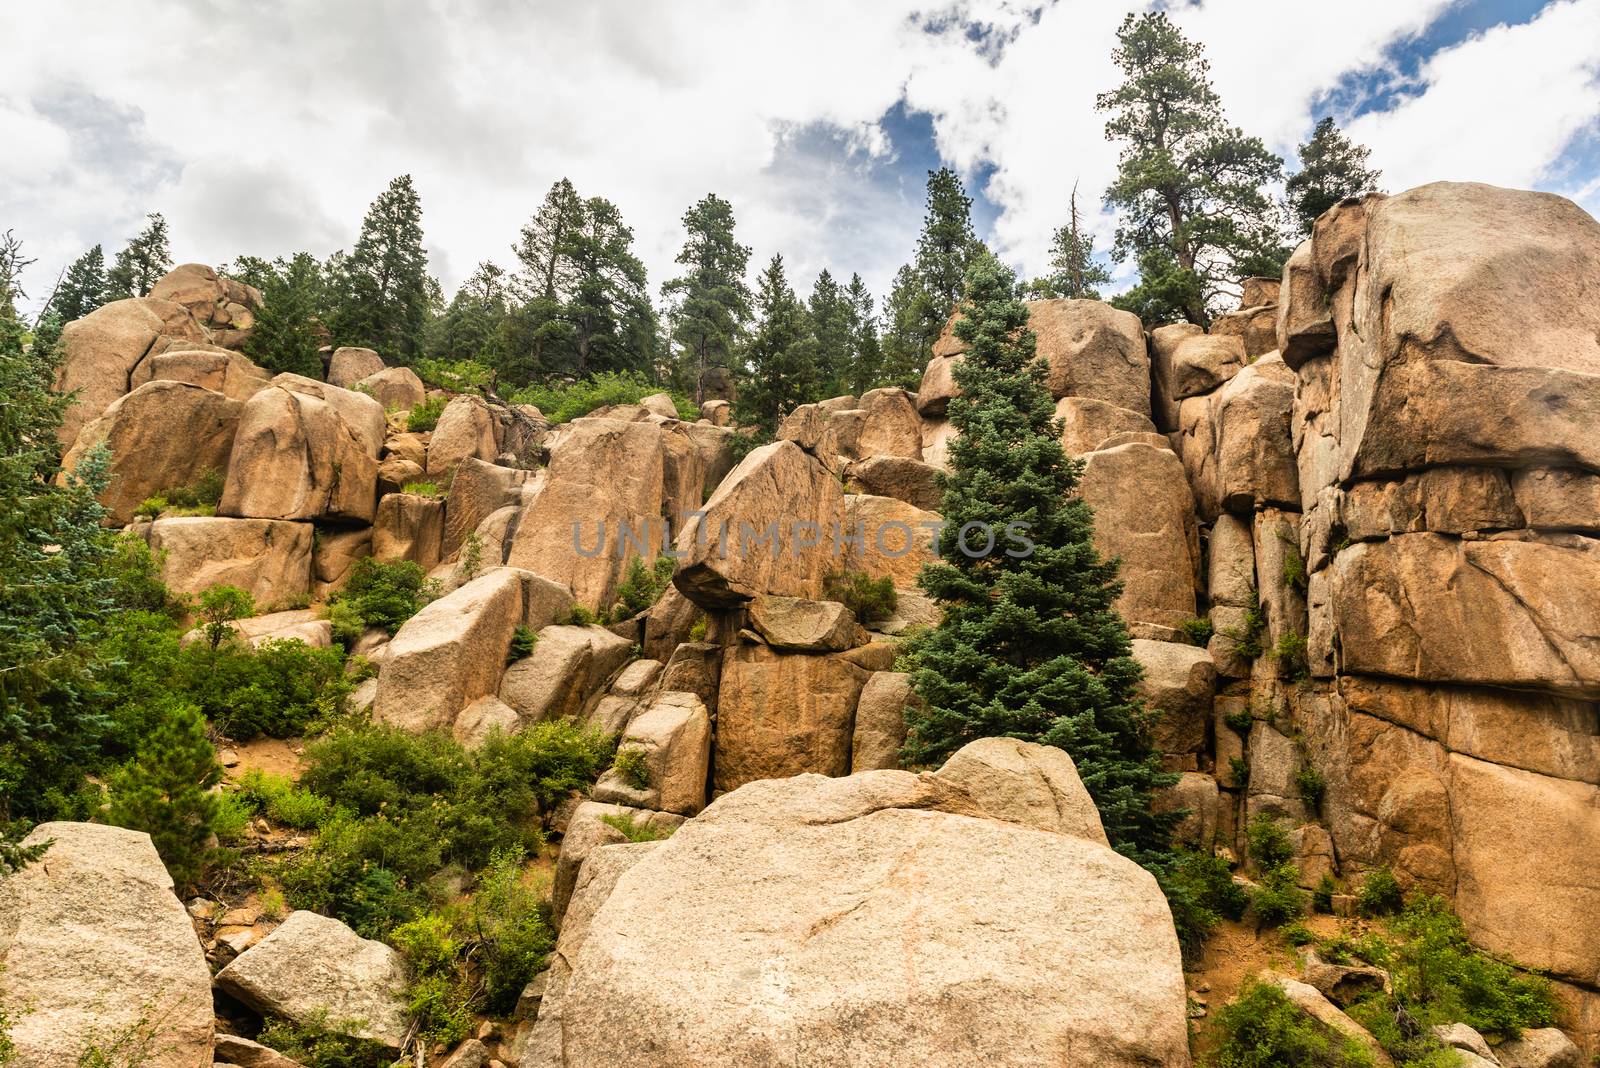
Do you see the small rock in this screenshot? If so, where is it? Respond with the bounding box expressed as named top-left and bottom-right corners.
top-left (438, 1038), bottom-right (490, 1068)
top-left (516, 972), bottom-right (548, 1018)
top-left (213, 1032), bottom-right (308, 1067)
top-left (187, 897), bottom-right (216, 920)
top-left (216, 927), bottom-right (257, 955)
top-left (1300, 947), bottom-right (1391, 1007)
top-left (218, 747), bottom-right (241, 767)
top-left (219, 907), bottom-right (259, 927)
top-left (1496, 1027), bottom-right (1584, 1068)
top-left (1430, 1022), bottom-right (1495, 1061)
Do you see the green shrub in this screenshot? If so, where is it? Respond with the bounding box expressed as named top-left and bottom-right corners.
top-left (1281, 921), bottom-right (1318, 947)
top-left (1210, 979), bottom-right (1380, 1067)
top-left (1160, 849), bottom-right (1249, 963)
top-left (470, 847), bottom-right (555, 1013)
top-left (1179, 617), bottom-right (1215, 646)
top-left (332, 558), bottom-right (434, 636)
top-left (600, 812), bottom-right (673, 843)
top-left (1275, 632), bottom-right (1310, 680)
top-left (688, 617), bottom-right (708, 641)
top-left (1252, 863), bottom-right (1306, 928)
top-left (612, 747), bottom-right (651, 790)
top-left (401, 480), bottom-right (442, 497)
top-left (824, 570), bottom-right (898, 624)
top-left (162, 468), bottom-right (226, 511)
top-left (414, 357), bottom-right (493, 393)
top-left (611, 555), bottom-right (676, 620)
top-left (459, 531), bottom-right (484, 580)
top-left (1246, 814), bottom-right (1294, 870)
top-left (134, 495), bottom-right (166, 520)
top-left (103, 701), bottom-right (222, 887)
top-left (184, 638), bottom-right (352, 740)
top-left (564, 604), bottom-right (600, 627)
top-left (406, 395), bottom-right (447, 431)
top-left (391, 911), bottom-right (473, 1045)
top-left (1224, 706), bottom-right (1255, 734)
top-left (1355, 865), bottom-right (1404, 917)
top-left (257, 1012), bottom-right (393, 1068)
top-left (1297, 765), bottom-right (1326, 810)
top-left (1312, 874), bottom-right (1337, 914)
top-left (195, 584), bottom-right (255, 650)
top-left (1229, 756), bottom-right (1251, 788)
top-left (1225, 594), bottom-right (1268, 659)
top-left (212, 791), bottom-right (254, 844)
top-left (508, 624), bottom-right (538, 663)
top-left (510, 370), bottom-right (696, 424)
top-left (326, 600), bottom-right (365, 646)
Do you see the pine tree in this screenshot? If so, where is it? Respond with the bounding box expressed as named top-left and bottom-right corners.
top-left (1098, 12), bottom-right (1286, 325)
top-left (106, 213), bottom-right (173, 299)
top-left (806, 269), bottom-right (853, 397)
top-left (329, 175), bottom-right (433, 361)
top-left (564, 196), bottom-right (655, 378)
top-left (52, 245), bottom-right (110, 322)
top-left (902, 251), bottom-right (1174, 858)
top-left (662, 194), bottom-right (752, 402)
top-left (0, 231), bottom-right (34, 322)
top-left (427, 260), bottom-right (510, 370)
top-left (506, 178), bottom-right (586, 382)
top-left (1030, 184), bottom-right (1112, 300)
top-left (105, 700), bottom-right (222, 887)
top-left (245, 252), bottom-right (328, 378)
top-left (1286, 117), bottom-right (1382, 236)
top-left (736, 255), bottom-right (815, 433)
top-left (844, 273), bottom-right (882, 395)
top-left (879, 169), bottom-right (985, 386)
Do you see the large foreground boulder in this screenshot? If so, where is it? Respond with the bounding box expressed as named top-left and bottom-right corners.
top-left (549, 765), bottom-right (1190, 1067)
top-left (215, 910), bottom-right (409, 1048)
top-left (0, 823), bottom-right (212, 1068)
top-left (146, 516), bottom-right (312, 604)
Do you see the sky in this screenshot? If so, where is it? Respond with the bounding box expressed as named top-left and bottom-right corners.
top-left (4, 0), bottom-right (1598, 315)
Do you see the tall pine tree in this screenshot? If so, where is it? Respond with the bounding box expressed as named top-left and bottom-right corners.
top-left (879, 168), bottom-right (984, 386)
top-left (52, 245), bottom-right (110, 322)
top-left (902, 251), bottom-right (1173, 858)
top-left (506, 178), bottom-right (586, 382)
top-left (1029, 184), bottom-right (1112, 300)
top-left (736, 255), bottom-right (814, 433)
top-left (1286, 117), bottom-right (1382, 236)
top-left (427, 260), bottom-right (510, 370)
top-left (245, 252), bottom-right (328, 378)
top-left (661, 194), bottom-right (752, 402)
top-left (106, 213), bottom-right (172, 299)
top-left (329, 175), bottom-right (433, 361)
top-left (1098, 12), bottom-right (1286, 326)
top-left (564, 196), bottom-right (655, 377)
top-left (844, 272), bottom-right (882, 395)
top-left (806, 269), bottom-right (852, 398)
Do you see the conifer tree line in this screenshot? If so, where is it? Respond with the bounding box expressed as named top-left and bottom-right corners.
top-left (27, 11), bottom-right (1383, 406)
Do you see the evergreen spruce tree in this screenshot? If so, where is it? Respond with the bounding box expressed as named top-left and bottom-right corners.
top-left (879, 168), bottom-right (985, 386)
top-left (844, 272), bottom-right (882, 395)
top-left (902, 251), bottom-right (1175, 858)
top-left (104, 700), bottom-right (221, 887)
top-left (427, 260), bottom-right (510, 370)
top-left (736, 254), bottom-right (814, 433)
top-left (564, 196), bottom-right (655, 377)
top-left (806, 268), bottom-right (852, 397)
top-left (1098, 12), bottom-right (1286, 325)
top-left (1286, 117), bottom-right (1382, 236)
top-left (329, 175), bottom-right (433, 361)
top-left (506, 178), bottom-right (585, 382)
top-left (661, 194), bottom-right (752, 402)
top-left (1030, 184), bottom-right (1112, 300)
top-left (106, 213), bottom-right (173, 299)
top-left (245, 252), bottom-right (328, 378)
top-left (52, 245), bottom-right (110, 322)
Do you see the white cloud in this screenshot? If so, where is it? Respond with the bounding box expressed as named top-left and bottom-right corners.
top-left (2, 0), bottom-right (1597, 316)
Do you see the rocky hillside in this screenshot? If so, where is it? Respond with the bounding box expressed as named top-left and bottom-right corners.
top-left (2, 180), bottom-right (1597, 1067)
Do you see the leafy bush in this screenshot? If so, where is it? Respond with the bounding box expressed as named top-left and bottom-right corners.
top-left (1355, 865), bottom-right (1404, 917)
top-left (414, 357), bottom-right (494, 393)
top-left (1297, 765), bottom-right (1326, 810)
top-left (1228, 756), bottom-right (1250, 788)
top-left (1160, 849), bottom-right (1249, 963)
top-left (1251, 863), bottom-right (1306, 928)
top-left (391, 912), bottom-right (474, 1045)
top-left (688, 617), bottom-right (708, 641)
top-left (824, 570), bottom-right (898, 624)
top-left (1281, 921), bottom-right (1318, 947)
top-left (103, 701), bottom-right (222, 887)
top-left (212, 791), bottom-right (254, 844)
top-left (600, 812), bottom-right (673, 843)
top-left (185, 638), bottom-right (353, 740)
top-left (1210, 979), bottom-right (1380, 1067)
top-left (406, 395), bottom-right (447, 431)
top-left (1312, 874), bottom-right (1337, 914)
top-left (400, 480), bottom-right (441, 497)
top-left (611, 555), bottom-right (676, 620)
top-left (257, 1012), bottom-right (393, 1068)
top-left (613, 747), bottom-right (650, 790)
top-left (1179, 617), bottom-right (1215, 646)
top-left (1275, 632), bottom-right (1310, 680)
top-left (1246, 814), bottom-right (1294, 870)
top-left (134, 470), bottom-right (226, 520)
top-left (1223, 706), bottom-right (1255, 735)
top-left (237, 769), bottom-right (335, 830)
top-left (564, 604), bottom-right (600, 626)
top-left (508, 624), bottom-right (538, 662)
top-left (510, 370), bottom-right (696, 424)
top-left (331, 558), bottom-right (435, 636)
top-left (195, 584), bottom-right (255, 650)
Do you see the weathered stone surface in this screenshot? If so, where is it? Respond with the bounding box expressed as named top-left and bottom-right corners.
top-left (855, 387), bottom-right (924, 459)
top-left (148, 516), bottom-right (312, 604)
top-left (374, 568), bottom-right (526, 731)
top-left (1429, 1023), bottom-right (1495, 1062)
top-left (1277, 238), bottom-right (1336, 369)
top-left (850, 671), bottom-right (916, 773)
top-left (1512, 467), bottom-right (1600, 532)
top-left (1342, 467), bottom-right (1521, 539)
top-left (1170, 334), bottom-right (1246, 399)
top-left (916, 353), bottom-right (962, 417)
top-left (700, 399), bottom-right (731, 426)
top-left (550, 803), bottom-right (684, 926)
top-left (1079, 441), bottom-right (1200, 631)
top-left (1209, 514), bottom-right (1257, 608)
top-left (1055, 397), bottom-right (1157, 457)
top-left (1496, 1027), bottom-right (1585, 1068)
top-left (715, 644), bottom-right (870, 791)
top-left (1132, 639), bottom-right (1217, 757)
top-left (143, 347), bottom-right (271, 401)
top-left (147, 264), bottom-right (259, 343)
top-left (62, 380), bottom-right (242, 526)
top-left (1329, 534), bottom-right (1600, 697)
top-left (220, 374), bottom-right (384, 523)
top-left (211, 1033), bottom-right (306, 1068)
top-left (777, 402), bottom-right (865, 469)
top-left (840, 493), bottom-right (940, 590)
top-left (1210, 304), bottom-right (1278, 360)
top-left (1150, 322), bottom-right (1205, 431)
top-left (215, 911), bottom-right (409, 1047)
top-left (1207, 603), bottom-right (1256, 678)
top-left (1248, 721), bottom-right (1307, 822)
top-left (1155, 771), bottom-right (1220, 848)
top-left (326, 346), bottom-right (385, 388)
top-left (0, 823), bottom-right (212, 1068)
top-left (443, 457), bottom-right (534, 558)
top-left (353, 365), bottom-right (426, 411)
top-left (499, 625), bottom-right (633, 723)
top-left (1253, 508), bottom-right (1308, 664)
top-left (556, 770), bottom-right (1190, 1068)
top-left (673, 440), bottom-right (843, 610)
top-left (844, 455), bottom-right (943, 511)
top-left (931, 736), bottom-right (1109, 845)
top-left (425, 395), bottom-right (499, 479)
top-left (56, 297), bottom-right (209, 446)
top-left (747, 595), bottom-right (859, 652)
top-left (1265, 975), bottom-right (1393, 1066)
top-left (371, 491), bottom-right (444, 571)
top-left (1210, 354), bottom-right (1300, 514)
top-left (658, 640), bottom-right (721, 709)
top-left (638, 392), bottom-right (679, 419)
top-left (507, 418), bottom-right (666, 612)
top-left (592, 691), bottom-right (711, 815)
top-left (1028, 299), bottom-right (1151, 417)
top-left (454, 694), bottom-right (521, 748)
top-left (312, 527), bottom-right (371, 597)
